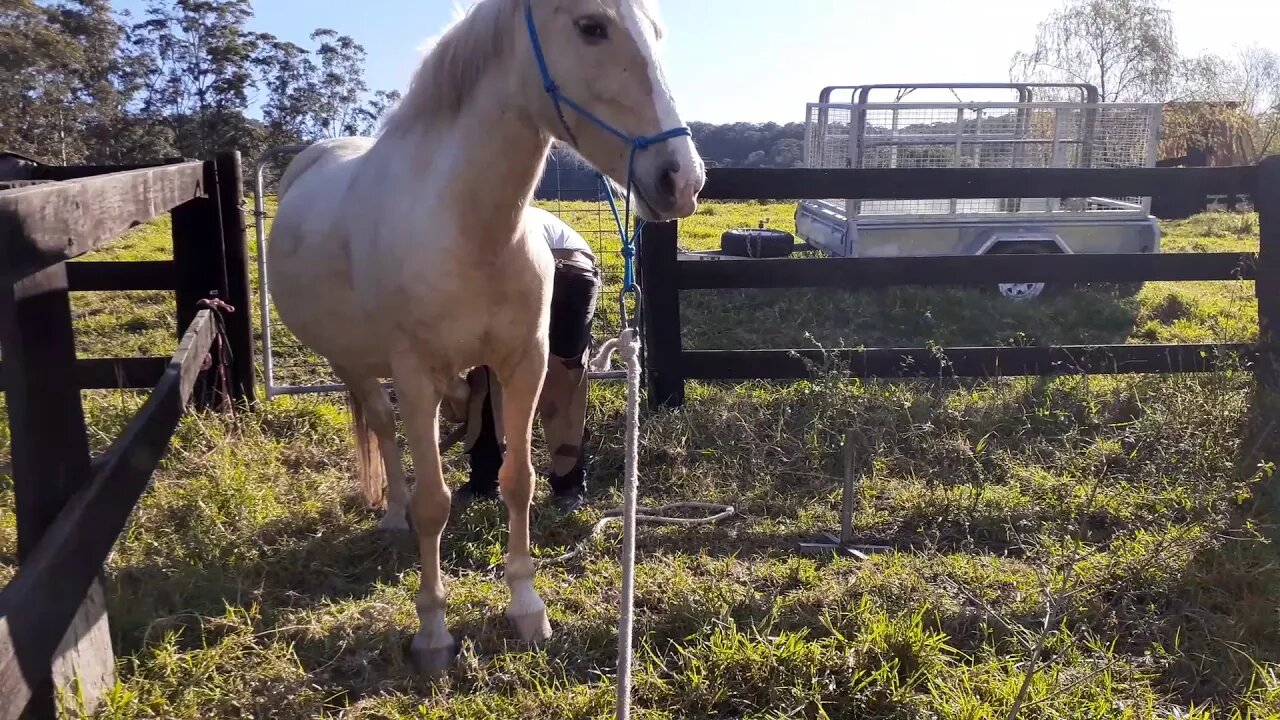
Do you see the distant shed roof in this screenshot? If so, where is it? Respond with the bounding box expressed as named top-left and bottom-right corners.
top-left (0, 151), bottom-right (46, 181)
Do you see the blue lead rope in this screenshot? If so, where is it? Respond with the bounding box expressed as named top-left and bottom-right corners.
top-left (602, 181), bottom-right (643, 299)
top-left (524, 2), bottom-right (691, 326)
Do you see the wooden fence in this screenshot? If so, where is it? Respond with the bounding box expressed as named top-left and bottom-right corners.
top-left (639, 159), bottom-right (1280, 409)
top-left (0, 153), bottom-right (255, 719)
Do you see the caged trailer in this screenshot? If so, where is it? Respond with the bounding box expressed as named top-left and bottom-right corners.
top-left (793, 82), bottom-right (1165, 300)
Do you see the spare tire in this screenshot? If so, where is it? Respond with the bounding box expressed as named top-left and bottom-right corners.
top-left (720, 228), bottom-right (794, 258)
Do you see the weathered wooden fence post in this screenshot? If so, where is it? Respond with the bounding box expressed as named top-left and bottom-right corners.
top-left (0, 263), bottom-right (114, 718)
top-left (171, 159), bottom-right (230, 410)
top-left (214, 151), bottom-right (257, 406)
top-left (1253, 155), bottom-right (1280, 526)
top-left (637, 220), bottom-right (685, 409)
top-left (1256, 156), bottom-right (1280, 390)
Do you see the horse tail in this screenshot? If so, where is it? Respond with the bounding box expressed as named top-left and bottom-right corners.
top-left (347, 389), bottom-right (388, 510)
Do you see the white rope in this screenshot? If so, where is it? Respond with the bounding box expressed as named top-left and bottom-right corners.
top-left (616, 326), bottom-right (643, 720)
top-left (589, 336), bottom-right (621, 372)
top-left (616, 329), bottom-right (735, 720)
top-left (539, 328), bottom-right (735, 719)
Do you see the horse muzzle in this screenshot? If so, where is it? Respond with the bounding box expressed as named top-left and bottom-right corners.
top-left (633, 142), bottom-right (705, 220)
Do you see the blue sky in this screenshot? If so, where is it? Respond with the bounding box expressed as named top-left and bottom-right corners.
top-left (112, 0), bottom-right (1280, 124)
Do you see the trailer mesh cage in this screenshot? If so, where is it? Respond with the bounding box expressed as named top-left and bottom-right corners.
top-left (804, 89), bottom-right (1163, 219)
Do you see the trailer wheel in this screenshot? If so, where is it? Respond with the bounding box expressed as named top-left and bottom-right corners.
top-left (721, 228), bottom-right (794, 258)
top-left (985, 244), bottom-right (1057, 301)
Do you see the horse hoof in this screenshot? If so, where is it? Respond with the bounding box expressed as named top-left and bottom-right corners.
top-left (507, 607), bottom-right (553, 645)
top-left (377, 511), bottom-right (411, 533)
top-left (411, 636), bottom-right (458, 679)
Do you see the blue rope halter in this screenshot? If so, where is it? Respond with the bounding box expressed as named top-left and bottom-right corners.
top-left (524, 2), bottom-right (692, 327)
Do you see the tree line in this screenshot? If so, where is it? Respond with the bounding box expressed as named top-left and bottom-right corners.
top-left (2, 0), bottom-right (812, 174)
top-left (1, 0), bottom-right (399, 166)
top-left (1011, 0), bottom-right (1279, 161)
top-left (3, 0), bottom-right (1277, 181)
top-left (536, 121), bottom-right (808, 200)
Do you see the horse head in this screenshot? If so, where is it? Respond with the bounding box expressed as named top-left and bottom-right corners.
top-left (521, 0), bottom-right (706, 221)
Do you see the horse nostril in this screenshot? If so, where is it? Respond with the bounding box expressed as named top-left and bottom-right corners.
top-left (657, 162), bottom-right (680, 203)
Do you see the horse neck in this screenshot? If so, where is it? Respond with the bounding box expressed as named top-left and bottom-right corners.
top-left (374, 66), bottom-right (552, 249)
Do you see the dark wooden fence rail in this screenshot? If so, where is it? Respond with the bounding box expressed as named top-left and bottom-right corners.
top-left (0, 153), bottom-right (255, 719)
top-left (0, 153), bottom-right (256, 396)
top-left (639, 160), bottom-right (1280, 409)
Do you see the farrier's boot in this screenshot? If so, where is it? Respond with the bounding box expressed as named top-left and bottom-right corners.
top-left (548, 427), bottom-right (592, 513)
top-left (454, 391), bottom-right (502, 508)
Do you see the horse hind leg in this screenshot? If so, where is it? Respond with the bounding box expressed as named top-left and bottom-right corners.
top-left (389, 351), bottom-right (457, 678)
top-left (494, 347), bottom-right (553, 645)
top-left (338, 368), bottom-right (411, 532)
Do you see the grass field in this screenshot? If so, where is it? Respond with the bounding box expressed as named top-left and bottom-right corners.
top-left (2, 199), bottom-right (1278, 719)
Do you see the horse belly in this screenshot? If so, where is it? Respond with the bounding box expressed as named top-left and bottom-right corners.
top-left (269, 225), bottom-right (387, 375)
top-left (280, 275), bottom-right (382, 371)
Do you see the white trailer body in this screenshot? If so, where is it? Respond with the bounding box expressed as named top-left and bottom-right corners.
top-left (794, 83), bottom-right (1165, 299)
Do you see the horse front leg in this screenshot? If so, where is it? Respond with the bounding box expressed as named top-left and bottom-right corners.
top-left (494, 344), bottom-right (553, 644)
top-left (391, 349), bottom-right (457, 678)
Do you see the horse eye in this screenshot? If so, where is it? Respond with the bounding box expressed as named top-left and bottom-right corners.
top-left (575, 17), bottom-right (609, 43)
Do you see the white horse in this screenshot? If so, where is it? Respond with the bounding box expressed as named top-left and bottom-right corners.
top-left (266, 0), bottom-right (704, 677)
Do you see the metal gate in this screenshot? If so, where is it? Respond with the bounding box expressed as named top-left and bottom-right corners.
top-left (253, 143), bottom-right (628, 399)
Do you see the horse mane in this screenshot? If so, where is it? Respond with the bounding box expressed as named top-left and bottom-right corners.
top-left (636, 0), bottom-right (663, 41)
top-left (382, 0), bottom-right (521, 131)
